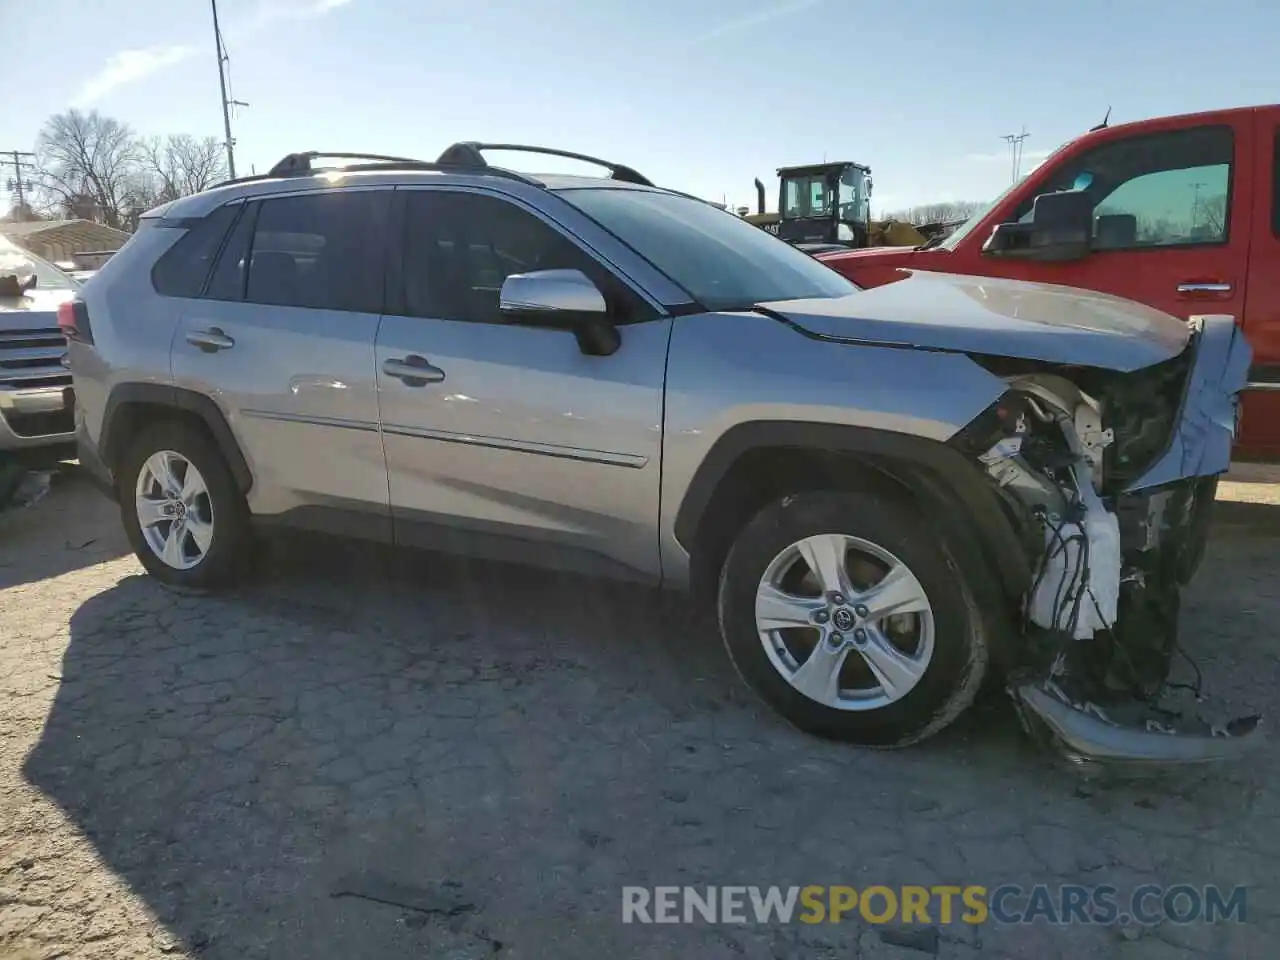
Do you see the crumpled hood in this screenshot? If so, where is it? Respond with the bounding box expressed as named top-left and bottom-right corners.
top-left (759, 270), bottom-right (1192, 372)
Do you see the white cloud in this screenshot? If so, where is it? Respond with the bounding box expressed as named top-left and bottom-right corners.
top-left (230, 0), bottom-right (358, 40)
top-left (72, 44), bottom-right (196, 108)
top-left (966, 148), bottom-right (1052, 164)
top-left (701, 0), bottom-right (828, 40)
top-left (70, 0), bottom-right (358, 106)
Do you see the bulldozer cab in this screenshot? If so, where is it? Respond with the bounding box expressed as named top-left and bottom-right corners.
top-left (776, 162), bottom-right (872, 247)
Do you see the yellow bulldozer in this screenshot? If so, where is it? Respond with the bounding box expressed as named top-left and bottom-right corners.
top-left (743, 161), bottom-right (951, 252)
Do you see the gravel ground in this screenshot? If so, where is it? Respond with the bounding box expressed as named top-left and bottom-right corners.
top-left (2, 466), bottom-right (1279, 959)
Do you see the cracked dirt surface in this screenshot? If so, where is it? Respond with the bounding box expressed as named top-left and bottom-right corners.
top-left (2, 466), bottom-right (1279, 959)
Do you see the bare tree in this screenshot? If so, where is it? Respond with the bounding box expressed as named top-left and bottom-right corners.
top-left (33, 110), bottom-right (141, 229)
top-left (3, 201), bottom-right (41, 222)
top-left (882, 200), bottom-right (987, 225)
top-left (1196, 193), bottom-right (1227, 238)
top-left (138, 134), bottom-right (228, 205)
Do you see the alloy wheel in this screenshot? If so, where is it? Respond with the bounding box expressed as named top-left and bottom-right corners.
top-left (754, 533), bottom-right (935, 710)
top-left (135, 450), bottom-right (215, 571)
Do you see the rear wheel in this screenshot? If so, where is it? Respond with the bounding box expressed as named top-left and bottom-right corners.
top-left (117, 421), bottom-right (251, 590)
top-left (717, 489), bottom-right (987, 746)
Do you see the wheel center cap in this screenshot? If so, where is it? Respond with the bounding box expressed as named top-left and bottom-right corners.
top-left (832, 607), bottom-right (856, 632)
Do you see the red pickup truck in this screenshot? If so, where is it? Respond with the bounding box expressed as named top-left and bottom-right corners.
top-left (820, 104), bottom-right (1280, 460)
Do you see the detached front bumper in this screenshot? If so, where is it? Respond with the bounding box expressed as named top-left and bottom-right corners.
top-left (1012, 680), bottom-right (1261, 770)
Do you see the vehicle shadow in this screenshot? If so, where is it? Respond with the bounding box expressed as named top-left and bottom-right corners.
top-left (20, 529), bottom-right (1273, 958)
top-left (1211, 496), bottom-right (1280, 535)
top-left (0, 463), bottom-right (129, 591)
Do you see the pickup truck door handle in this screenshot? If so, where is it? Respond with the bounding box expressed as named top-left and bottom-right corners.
top-left (1176, 282), bottom-right (1232, 294)
top-left (383, 355), bottom-right (445, 386)
top-left (186, 327), bottom-right (236, 352)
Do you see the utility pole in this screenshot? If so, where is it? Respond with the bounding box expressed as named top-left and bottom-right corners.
top-left (1001, 126), bottom-right (1030, 184)
top-left (3, 150), bottom-right (36, 218)
top-left (210, 0), bottom-right (248, 179)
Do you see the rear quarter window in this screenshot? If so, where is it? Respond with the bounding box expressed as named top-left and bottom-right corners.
top-left (150, 204), bottom-right (241, 298)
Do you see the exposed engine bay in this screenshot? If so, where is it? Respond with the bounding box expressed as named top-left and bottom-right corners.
top-left (957, 348), bottom-right (1262, 769)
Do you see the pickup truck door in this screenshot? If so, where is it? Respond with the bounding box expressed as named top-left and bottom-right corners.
top-left (985, 118), bottom-right (1254, 328)
top-left (1241, 116), bottom-right (1280, 457)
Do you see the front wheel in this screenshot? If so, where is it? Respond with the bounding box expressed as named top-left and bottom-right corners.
top-left (117, 421), bottom-right (251, 590)
top-left (717, 490), bottom-right (988, 746)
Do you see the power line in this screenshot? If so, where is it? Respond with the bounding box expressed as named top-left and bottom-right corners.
top-left (210, 0), bottom-right (248, 179)
top-left (1000, 126), bottom-right (1029, 184)
top-left (3, 150), bottom-right (36, 215)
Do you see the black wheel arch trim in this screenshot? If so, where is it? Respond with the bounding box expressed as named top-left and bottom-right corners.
top-left (673, 420), bottom-right (1034, 598)
top-left (100, 383), bottom-right (253, 494)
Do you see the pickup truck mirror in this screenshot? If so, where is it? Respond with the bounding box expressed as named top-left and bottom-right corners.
top-left (499, 268), bottom-right (621, 356)
top-left (982, 189), bottom-right (1092, 262)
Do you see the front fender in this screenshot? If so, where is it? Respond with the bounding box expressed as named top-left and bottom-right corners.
top-left (658, 311), bottom-right (1019, 588)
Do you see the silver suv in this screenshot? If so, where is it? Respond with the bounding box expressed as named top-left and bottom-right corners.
top-left (68, 145), bottom-right (1259, 765)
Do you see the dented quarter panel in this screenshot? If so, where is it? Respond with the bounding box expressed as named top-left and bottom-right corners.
top-left (1126, 314), bottom-right (1253, 491)
top-left (761, 270), bottom-right (1192, 372)
top-left (658, 310), bottom-right (1008, 586)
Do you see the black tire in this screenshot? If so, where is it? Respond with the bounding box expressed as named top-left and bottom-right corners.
top-left (717, 489), bottom-right (988, 747)
top-left (116, 419), bottom-right (251, 590)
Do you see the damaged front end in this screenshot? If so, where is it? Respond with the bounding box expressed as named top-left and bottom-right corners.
top-left (953, 314), bottom-right (1261, 769)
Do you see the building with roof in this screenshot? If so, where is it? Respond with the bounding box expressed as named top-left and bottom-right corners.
top-left (0, 219), bottom-right (130, 268)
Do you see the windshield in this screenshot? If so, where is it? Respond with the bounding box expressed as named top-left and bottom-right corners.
top-left (0, 233), bottom-right (78, 293)
top-left (781, 174), bottom-right (832, 220)
top-left (936, 178), bottom-right (1025, 251)
top-left (562, 187), bottom-right (860, 311)
top-left (837, 167), bottom-right (869, 224)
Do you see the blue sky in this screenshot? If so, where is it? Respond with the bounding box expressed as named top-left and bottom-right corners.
top-left (1, 0), bottom-right (1278, 214)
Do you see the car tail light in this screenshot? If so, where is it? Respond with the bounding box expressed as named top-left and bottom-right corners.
top-left (57, 299), bottom-right (93, 344)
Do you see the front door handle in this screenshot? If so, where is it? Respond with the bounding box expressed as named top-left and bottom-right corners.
top-left (186, 327), bottom-right (236, 352)
top-left (383, 355), bottom-right (445, 386)
top-left (1176, 282), bottom-right (1232, 294)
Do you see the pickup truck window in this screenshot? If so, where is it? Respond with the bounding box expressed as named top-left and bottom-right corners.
top-left (1012, 125), bottom-right (1234, 250)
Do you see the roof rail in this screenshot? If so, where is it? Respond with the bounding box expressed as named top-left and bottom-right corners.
top-left (224, 150), bottom-right (541, 189)
top-left (435, 142), bottom-right (654, 186)
top-left (266, 151), bottom-right (423, 177)
top-left (223, 145), bottom-right (650, 191)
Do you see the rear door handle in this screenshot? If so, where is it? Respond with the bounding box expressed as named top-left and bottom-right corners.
top-left (1176, 282), bottom-right (1232, 294)
top-left (383, 355), bottom-right (445, 386)
top-left (186, 327), bottom-right (235, 352)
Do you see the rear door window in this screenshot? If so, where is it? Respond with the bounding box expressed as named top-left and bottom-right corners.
top-left (242, 191), bottom-right (390, 313)
top-left (204, 203), bottom-right (258, 301)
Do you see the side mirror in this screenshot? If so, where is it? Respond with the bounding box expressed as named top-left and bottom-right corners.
top-left (499, 268), bottom-right (620, 356)
top-left (982, 189), bottom-right (1092, 262)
